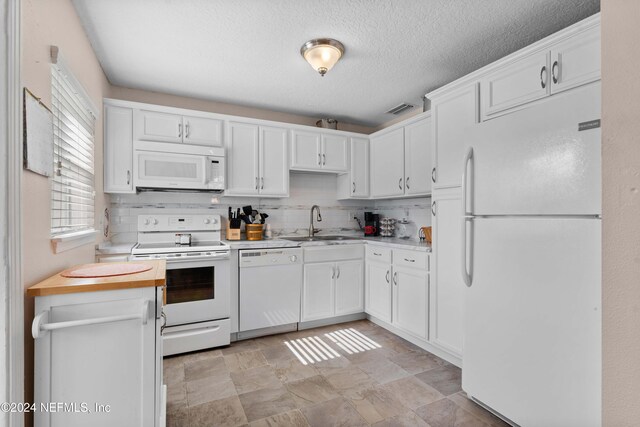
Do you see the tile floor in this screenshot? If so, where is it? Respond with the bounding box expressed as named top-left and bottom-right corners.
top-left (164, 320), bottom-right (508, 427)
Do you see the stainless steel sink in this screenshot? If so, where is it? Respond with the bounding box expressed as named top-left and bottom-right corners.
top-left (282, 235), bottom-right (361, 242)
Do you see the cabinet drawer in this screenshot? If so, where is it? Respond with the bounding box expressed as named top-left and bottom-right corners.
top-left (393, 249), bottom-right (429, 270)
top-left (304, 244), bottom-right (364, 263)
top-left (366, 245), bottom-right (392, 263)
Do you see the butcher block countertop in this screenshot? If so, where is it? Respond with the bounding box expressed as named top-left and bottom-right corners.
top-left (26, 260), bottom-right (166, 297)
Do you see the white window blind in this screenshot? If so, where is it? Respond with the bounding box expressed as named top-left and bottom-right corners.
top-left (50, 64), bottom-right (96, 236)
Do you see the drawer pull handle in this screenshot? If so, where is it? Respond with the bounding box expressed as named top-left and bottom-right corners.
top-left (373, 252), bottom-right (382, 256)
top-left (404, 258), bottom-right (415, 263)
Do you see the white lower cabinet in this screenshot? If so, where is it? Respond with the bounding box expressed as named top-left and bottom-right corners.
top-left (302, 262), bottom-right (335, 321)
top-left (393, 266), bottom-right (429, 341)
top-left (335, 260), bottom-right (365, 316)
top-left (32, 286), bottom-right (164, 427)
top-left (430, 188), bottom-right (464, 358)
top-left (365, 246), bottom-right (430, 342)
top-left (301, 245), bottom-right (364, 322)
top-left (365, 260), bottom-right (392, 323)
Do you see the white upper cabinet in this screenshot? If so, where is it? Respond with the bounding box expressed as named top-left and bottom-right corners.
top-left (480, 18), bottom-right (600, 120)
top-left (134, 109), bottom-right (223, 146)
top-left (549, 25), bottom-right (600, 95)
top-left (481, 51), bottom-right (550, 119)
top-left (431, 84), bottom-right (479, 189)
top-left (182, 115), bottom-right (224, 147)
top-left (226, 122), bottom-right (289, 197)
top-left (104, 104), bottom-right (135, 193)
top-left (260, 126), bottom-right (289, 197)
top-left (291, 130), bottom-right (321, 169)
top-left (321, 134), bottom-right (348, 171)
top-left (370, 128), bottom-right (405, 198)
top-left (135, 109), bottom-right (183, 143)
top-left (371, 113), bottom-right (432, 198)
top-left (404, 116), bottom-right (432, 196)
top-left (290, 129), bottom-right (348, 173)
top-left (337, 137), bottom-right (369, 199)
top-left (226, 122), bottom-right (260, 195)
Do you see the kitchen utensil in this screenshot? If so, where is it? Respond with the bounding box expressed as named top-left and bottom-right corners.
top-left (243, 206), bottom-right (253, 216)
top-left (419, 226), bottom-right (432, 243)
top-left (379, 218), bottom-right (396, 237)
top-left (396, 218), bottom-right (416, 239)
top-left (245, 224), bottom-right (264, 241)
top-left (240, 213), bottom-right (252, 224)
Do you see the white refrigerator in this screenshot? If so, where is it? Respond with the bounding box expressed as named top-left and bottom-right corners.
top-left (461, 82), bottom-right (601, 427)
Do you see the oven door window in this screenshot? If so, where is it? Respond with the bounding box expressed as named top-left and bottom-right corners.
top-left (166, 266), bottom-right (215, 304)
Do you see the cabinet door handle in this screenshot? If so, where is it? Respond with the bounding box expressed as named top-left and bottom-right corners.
top-left (318, 153), bottom-right (321, 165)
top-left (255, 177), bottom-right (258, 190)
top-left (404, 258), bottom-right (415, 263)
top-left (552, 60), bottom-right (559, 84)
top-left (336, 266), bottom-right (340, 279)
top-left (540, 65), bottom-right (547, 89)
top-left (385, 270), bottom-right (390, 283)
top-left (322, 153), bottom-right (326, 166)
top-left (126, 170), bottom-right (130, 185)
top-left (185, 122), bottom-right (190, 138)
top-left (406, 177), bottom-right (410, 190)
top-left (178, 123), bottom-right (182, 138)
top-left (353, 182), bottom-right (356, 193)
top-left (431, 167), bottom-right (436, 183)
top-left (261, 177), bottom-right (264, 190)
top-left (393, 272), bottom-right (398, 286)
top-left (332, 266), bottom-right (336, 279)
top-left (431, 201), bottom-right (436, 216)
top-left (398, 178), bottom-right (403, 190)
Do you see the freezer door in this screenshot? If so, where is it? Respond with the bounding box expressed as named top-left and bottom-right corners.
top-left (463, 217), bottom-right (601, 427)
top-left (471, 82), bottom-right (601, 215)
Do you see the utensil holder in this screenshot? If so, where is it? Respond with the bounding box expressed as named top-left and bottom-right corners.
top-left (245, 224), bottom-right (264, 241)
top-left (226, 225), bottom-right (241, 241)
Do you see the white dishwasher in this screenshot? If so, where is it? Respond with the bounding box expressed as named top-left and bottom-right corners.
top-left (239, 247), bottom-right (302, 333)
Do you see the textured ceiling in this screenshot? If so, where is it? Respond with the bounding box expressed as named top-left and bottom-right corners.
top-left (72, 0), bottom-right (599, 127)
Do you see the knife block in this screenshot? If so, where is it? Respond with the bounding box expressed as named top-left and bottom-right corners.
top-left (226, 225), bottom-right (241, 241)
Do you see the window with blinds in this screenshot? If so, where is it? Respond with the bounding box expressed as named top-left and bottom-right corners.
top-left (50, 64), bottom-right (96, 236)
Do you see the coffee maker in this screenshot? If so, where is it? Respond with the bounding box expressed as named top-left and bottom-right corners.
top-left (364, 212), bottom-right (380, 236)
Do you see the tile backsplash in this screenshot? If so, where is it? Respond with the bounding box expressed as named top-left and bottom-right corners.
top-left (108, 173), bottom-right (431, 243)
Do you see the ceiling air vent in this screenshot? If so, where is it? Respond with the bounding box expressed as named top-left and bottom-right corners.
top-left (385, 103), bottom-right (415, 115)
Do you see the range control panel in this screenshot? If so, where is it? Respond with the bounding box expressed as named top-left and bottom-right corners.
top-left (137, 214), bottom-right (220, 232)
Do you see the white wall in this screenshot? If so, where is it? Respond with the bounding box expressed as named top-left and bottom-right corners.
top-left (602, 0), bottom-right (640, 424)
top-left (0, 0), bottom-right (9, 422)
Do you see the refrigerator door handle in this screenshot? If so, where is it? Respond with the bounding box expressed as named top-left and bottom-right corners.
top-left (461, 147), bottom-right (474, 287)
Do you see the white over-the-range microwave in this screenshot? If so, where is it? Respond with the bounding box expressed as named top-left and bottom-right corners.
top-left (134, 141), bottom-right (225, 192)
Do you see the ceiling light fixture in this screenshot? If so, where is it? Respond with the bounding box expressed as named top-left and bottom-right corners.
top-left (300, 38), bottom-right (345, 77)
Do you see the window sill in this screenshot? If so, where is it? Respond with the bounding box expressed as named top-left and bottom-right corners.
top-left (51, 229), bottom-right (98, 254)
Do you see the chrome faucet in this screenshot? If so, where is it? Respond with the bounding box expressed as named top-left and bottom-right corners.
top-left (309, 205), bottom-right (322, 237)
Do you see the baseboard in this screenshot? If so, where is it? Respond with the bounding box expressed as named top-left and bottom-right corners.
top-left (298, 312), bottom-right (366, 330)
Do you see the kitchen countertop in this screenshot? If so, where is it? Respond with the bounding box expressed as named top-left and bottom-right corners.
top-left (26, 260), bottom-right (166, 297)
top-left (223, 236), bottom-right (431, 252)
top-left (96, 242), bottom-right (136, 255)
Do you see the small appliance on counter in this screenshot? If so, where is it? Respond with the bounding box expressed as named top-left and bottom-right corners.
top-left (364, 212), bottom-right (380, 236)
top-left (379, 218), bottom-right (396, 237)
top-left (419, 226), bottom-right (432, 243)
top-left (396, 218), bottom-right (416, 239)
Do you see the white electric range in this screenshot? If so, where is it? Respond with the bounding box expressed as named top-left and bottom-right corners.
top-left (130, 214), bottom-right (231, 356)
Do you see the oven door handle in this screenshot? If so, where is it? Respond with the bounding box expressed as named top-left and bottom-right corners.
top-left (132, 254), bottom-right (230, 263)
